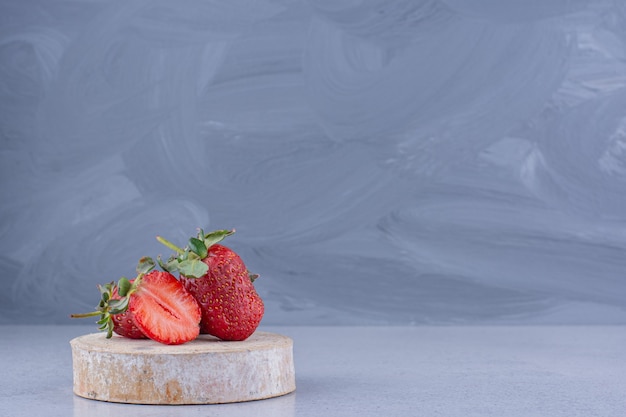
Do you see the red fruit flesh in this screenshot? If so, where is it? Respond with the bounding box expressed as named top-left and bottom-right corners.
top-left (110, 280), bottom-right (147, 339)
top-left (181, 244), bottom-right (264, 341)
top-left (129, 271), bottom-right (201, 345)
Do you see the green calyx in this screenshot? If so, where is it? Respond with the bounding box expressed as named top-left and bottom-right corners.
top-left (70, 256), bottom-right (155, 338)
top-left (156, 228), bottom-right (234, 279)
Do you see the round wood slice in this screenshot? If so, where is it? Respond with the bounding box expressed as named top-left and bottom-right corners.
top-left (70, 331), bottom-right (296, 404)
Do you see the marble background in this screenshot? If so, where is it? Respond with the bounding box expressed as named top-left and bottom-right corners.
top-left (1, 0), bottom-right (625, 325)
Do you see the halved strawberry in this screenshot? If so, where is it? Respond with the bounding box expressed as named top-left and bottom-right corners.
top-left (129, 270), bottom-right (201, 345)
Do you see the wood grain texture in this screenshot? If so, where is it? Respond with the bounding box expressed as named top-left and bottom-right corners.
top-left (70, 331), bottom-right (295, 404)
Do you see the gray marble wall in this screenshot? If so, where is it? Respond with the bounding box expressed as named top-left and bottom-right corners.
top-left (1, 0), bottom-right (625, 325)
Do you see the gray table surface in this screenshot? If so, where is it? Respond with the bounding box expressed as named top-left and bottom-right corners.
top-left (1, 325), bottom-right (624, 417)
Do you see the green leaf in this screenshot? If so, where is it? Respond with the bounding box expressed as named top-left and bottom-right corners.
top-left (105, 320), bottom-right (114, 338)
top-left (202, 229), bottom-right (234, 248)
top-left (108, 298), bottom-right (129, 315)
top-left (98, 283), bottom-right (112, 295)
top-left (178, 259), bottom-right (209, 279)
top-left (109, 301), bottom-right (129, 315)
top-left (157, 255), bottom-right (179, 273)
top-left (136, 257), bottom-right (156, 274)
top-left (188, 237), bottom-right (208, 258)
top-left (117, 277), bottom-right (131, 297)
top-left (98, 314), bottom-right (114, 338)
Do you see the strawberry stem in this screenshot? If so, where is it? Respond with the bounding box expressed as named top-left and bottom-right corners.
top-left (70, 311), bottom-right (102, 319)
top-left (156, 236), bottom-right (185, 255)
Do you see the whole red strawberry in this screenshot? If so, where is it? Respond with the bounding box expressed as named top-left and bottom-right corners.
top-left (71, 257), bottom-right (201, 345)
top-left (157, 229), bottom-right (264, 341)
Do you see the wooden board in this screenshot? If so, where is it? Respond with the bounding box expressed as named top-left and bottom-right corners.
top-left (70, 331), bottom-right (296, 404)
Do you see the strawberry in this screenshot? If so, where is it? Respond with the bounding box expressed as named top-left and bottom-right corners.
top-left (109, 279), bottom-right (147, 339)
top-left (71, 257), bottom-right (201, 345)
top-left (71, 257), bottom-right (155, 338)
top-left (71, 279), bottom-right (147, 339)
top-left (128, 270), bottom-right (201, 345)
top-left (157, 229), bottom-right (264, 341)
